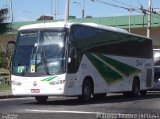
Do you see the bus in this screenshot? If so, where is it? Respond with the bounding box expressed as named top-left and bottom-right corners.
top-left (153, 49), bottom-right (160, 90)
top-left (8, 22), bottom-right (153, 103)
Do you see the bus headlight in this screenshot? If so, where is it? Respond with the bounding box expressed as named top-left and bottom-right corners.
top-left (11, 81), bottom-right (22, 86)
top-left (49, 80), bottom-right (65, 85)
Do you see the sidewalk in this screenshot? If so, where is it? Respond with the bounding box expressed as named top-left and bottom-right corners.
top-left (0, 89), bottom-right (14, 99)
top-left (0, 71), bottom-right (11, 99)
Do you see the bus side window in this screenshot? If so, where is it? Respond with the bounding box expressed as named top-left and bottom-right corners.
top-left (68, 47), bottom-right (78, 73)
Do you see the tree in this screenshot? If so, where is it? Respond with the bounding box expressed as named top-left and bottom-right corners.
top-left (0, 51), bottom-right (7, 68)
top-left (0, 8), bottom-right (12, 69)
top-left (0, 8), bottom-right (8, 22)
top-left (0, 8), bottom-right (10, 34)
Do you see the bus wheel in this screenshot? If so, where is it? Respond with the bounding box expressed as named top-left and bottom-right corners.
top-left (35, 96), bottom-right (48, 103)
top-left (140, 90), bottom-right (147, 95)
top-left (79, 79), bottom-right (93, 102)
top-left (132, 78), bottom-right (140, 97)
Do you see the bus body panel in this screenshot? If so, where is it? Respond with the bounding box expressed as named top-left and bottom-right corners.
top-left (11, 53), bottom-right (153, 96)
top-left (11, 74), bottom-right (67, 96)
top-left (9, 22), bottom-right (153, 97)
top-left (74, 54), bottom-right (153, 95)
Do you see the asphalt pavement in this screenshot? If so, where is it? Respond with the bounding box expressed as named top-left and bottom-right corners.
top-left (1, 92), bottom-right (160, 119)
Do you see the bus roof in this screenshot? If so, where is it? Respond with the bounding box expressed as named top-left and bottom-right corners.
top-left (18, 21), bottom-right (150, 40)
top-left (19, 21), bottom-right (128, 33)
top-left (18, 22), bottom-right (67, 30)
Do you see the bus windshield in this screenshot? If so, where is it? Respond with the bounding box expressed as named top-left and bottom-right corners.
top-left (13, 29), bottom-right (66, 76)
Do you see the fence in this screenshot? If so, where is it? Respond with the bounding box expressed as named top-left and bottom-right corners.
top-left (0, 72), bottom-right (10, 85)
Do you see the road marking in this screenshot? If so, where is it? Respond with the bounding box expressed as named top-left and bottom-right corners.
top-left (26, 110), bottom-right (156, 119)
top-left (25, 109), bottom-right (99, 114)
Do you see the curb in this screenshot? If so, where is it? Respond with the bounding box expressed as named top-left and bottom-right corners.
top-left (0, 94), bottom-right (25, 99)
top-left (0, 90), bottom-right (14, 99)
top-left (0, 95), bottom-right (14, 99)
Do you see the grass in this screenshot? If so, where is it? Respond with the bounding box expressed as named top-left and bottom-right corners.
top-left (0, 68), bottom-right (10, 92)
top-left (0, 68), bottom-right (10, 80)
top-left (0, 84), bottom-right (11, 92)
top-left (0, 68), bottom-right (9, 73)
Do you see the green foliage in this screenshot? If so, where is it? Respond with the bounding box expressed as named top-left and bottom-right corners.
top-left (0, 51), bottom-right (8, 68)
top-left (0, 8), bottom-right (8, 23)
top-left (0, 84), bottom-right (11, 91)
top-left (0, 23), bottom-right (11, 34)
top-left (0, 34), bottom-right (15, 70)
top-left (0, 8), bottom-right (10, 34)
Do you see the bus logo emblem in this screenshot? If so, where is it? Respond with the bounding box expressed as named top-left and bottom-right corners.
top-left (33, 81), bottom-right (37, 86)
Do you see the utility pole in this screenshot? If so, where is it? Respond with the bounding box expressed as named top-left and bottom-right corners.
top-left (51, 0), bottom-right (53, 16)
top-left (9, 0), bottom-right (13, 23)
top-left (57, 0), bottom-right (59, 15)
top-left (54, 0), bottom-right (57, 20)
top-left (82, 0), bottom-right (85, 19)
top-left (147, 0), bottom-right (152, 38)
top-left (128, 0), bottom-right (131, 33)
top-left (64, 0), bottom-right (69, 23)
top-left (128, 10), bottom-right (131, 33)
top-left (73, 1), bottom-right (84, 19)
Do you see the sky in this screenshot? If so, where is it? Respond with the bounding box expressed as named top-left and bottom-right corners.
top-left (0, 0), bottom-right (160, 22)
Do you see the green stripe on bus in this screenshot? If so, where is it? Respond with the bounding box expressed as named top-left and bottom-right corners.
top-left (95, 53), bottom-right (142, 77)
top-left (41, 76), bottom-right (57, 81)
top-left (86, 53), bottom-right (123, 85)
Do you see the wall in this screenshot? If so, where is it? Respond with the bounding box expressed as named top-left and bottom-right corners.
top-left (127, 27), bottom-right (160, 48)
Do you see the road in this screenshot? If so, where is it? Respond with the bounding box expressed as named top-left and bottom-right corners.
top-left (0, 92), bottom-right (160, 119)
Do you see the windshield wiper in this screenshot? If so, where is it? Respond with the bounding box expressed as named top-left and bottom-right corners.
top-left (39, 47), bottom-right (50, 75)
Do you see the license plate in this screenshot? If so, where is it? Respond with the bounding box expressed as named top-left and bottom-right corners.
top-left (31, 89), bottom-right (40, 93)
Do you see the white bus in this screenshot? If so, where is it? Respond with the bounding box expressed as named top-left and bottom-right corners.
top-left (8, 22), bottom-right (153, 103)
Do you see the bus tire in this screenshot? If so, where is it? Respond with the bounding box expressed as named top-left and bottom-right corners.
top-left (79, 79), bottom-right (93, 102)
top-left (35, 96), bottom-right (48, 103)
top-left (132, 78), bottom-right (140, 97)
